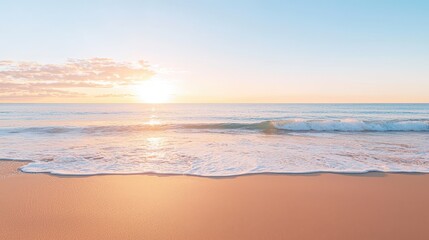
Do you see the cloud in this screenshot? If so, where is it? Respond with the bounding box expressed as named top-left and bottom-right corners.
top-left (95, 93), bottom-right (135, 98)
top-left (0, 58), bottom-right (154, 100)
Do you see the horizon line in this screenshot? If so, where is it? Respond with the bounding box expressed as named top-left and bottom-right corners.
top-left (1, 102), bottom-right (428, 105)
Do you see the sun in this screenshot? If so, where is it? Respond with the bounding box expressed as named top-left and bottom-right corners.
top-left (134, 79), bottom-right (174, 103)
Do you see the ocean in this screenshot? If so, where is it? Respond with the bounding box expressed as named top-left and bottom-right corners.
top-left (1, 103), bottom-right (428, 176)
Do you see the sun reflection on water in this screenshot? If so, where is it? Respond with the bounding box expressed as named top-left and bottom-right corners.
top-left (146, 119), bottom-right (161, 126)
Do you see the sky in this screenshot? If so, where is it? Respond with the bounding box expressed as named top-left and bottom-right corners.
top-left (0, 0), bottom-right (428, 103)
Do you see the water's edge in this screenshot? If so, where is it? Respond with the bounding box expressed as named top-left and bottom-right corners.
top-left (1, 158), bottom-right (428, 178)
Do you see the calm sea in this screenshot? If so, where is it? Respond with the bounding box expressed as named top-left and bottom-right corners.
top-left (1, 103), bottom-right (428, 176)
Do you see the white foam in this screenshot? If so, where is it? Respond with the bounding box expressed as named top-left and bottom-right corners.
top-left (271, 119), bottom-right (429, 132)
top-left (1, 104), bottom-right (429, 176)
top-left (3, 130), bottom-right (429, 176)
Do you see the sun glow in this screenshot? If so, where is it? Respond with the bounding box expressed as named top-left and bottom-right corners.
top-left (135, 79), bottom-right (174, 103)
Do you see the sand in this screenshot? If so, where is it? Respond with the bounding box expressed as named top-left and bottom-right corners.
top-left (0, 161), bottom-right (428, 240)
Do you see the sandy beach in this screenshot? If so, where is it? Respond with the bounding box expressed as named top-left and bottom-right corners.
top-left (0, 161), bottom-right (428, 240)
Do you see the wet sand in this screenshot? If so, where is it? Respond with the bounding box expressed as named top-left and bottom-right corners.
top-left (1, 161), bottom-right (428, 240)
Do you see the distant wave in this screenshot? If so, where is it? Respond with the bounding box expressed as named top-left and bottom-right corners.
top-left (2, 119), bottom-right (429, 134)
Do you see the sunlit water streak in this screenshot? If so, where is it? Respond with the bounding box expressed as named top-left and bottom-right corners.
top-left (1, 104), bottom-right (428, 176)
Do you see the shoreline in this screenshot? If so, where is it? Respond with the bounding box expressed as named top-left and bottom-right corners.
top-left (2, 159), bottom-right (428, 178)
top-left (1, 161), bottom-right (429, 240)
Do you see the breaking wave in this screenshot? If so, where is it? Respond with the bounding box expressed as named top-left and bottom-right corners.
top-left (2, 119), bottom-right (429, 134)
top-left (269, 119), bottom-right (429, 132)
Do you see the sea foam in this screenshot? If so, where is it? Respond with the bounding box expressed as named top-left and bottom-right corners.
top-left (270, 119), bottom-right (429, 132)
top-left (1, 103), bottom-right (429, 176)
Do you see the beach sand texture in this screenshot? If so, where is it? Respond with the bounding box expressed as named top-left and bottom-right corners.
top-left (1, 161), bottom-right (428, 240)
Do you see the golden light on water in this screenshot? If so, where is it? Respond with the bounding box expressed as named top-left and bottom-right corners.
top-left (146, 119), bottom-right (161, 126)
top-left (135, 79), bottom-right (174, 103)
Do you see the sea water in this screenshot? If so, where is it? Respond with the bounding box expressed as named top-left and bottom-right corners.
top-left (0, 103), bottom-right (428, 176)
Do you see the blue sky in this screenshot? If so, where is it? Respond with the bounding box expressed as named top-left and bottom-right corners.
top-left (1, 0), bottom-right (428, 102)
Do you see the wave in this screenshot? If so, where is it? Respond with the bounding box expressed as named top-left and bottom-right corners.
top-left (2, 119), bottom-right (429, 134)
top-left (269, 119), bottom-right (429, 132)
top-left (184, 119), bottom-right (429, 132)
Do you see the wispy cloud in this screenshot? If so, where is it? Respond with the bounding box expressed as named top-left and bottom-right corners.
top-left (95, 93), bottom-right (135, 98)
top-left (0, 58), bottom-right (154, 100)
